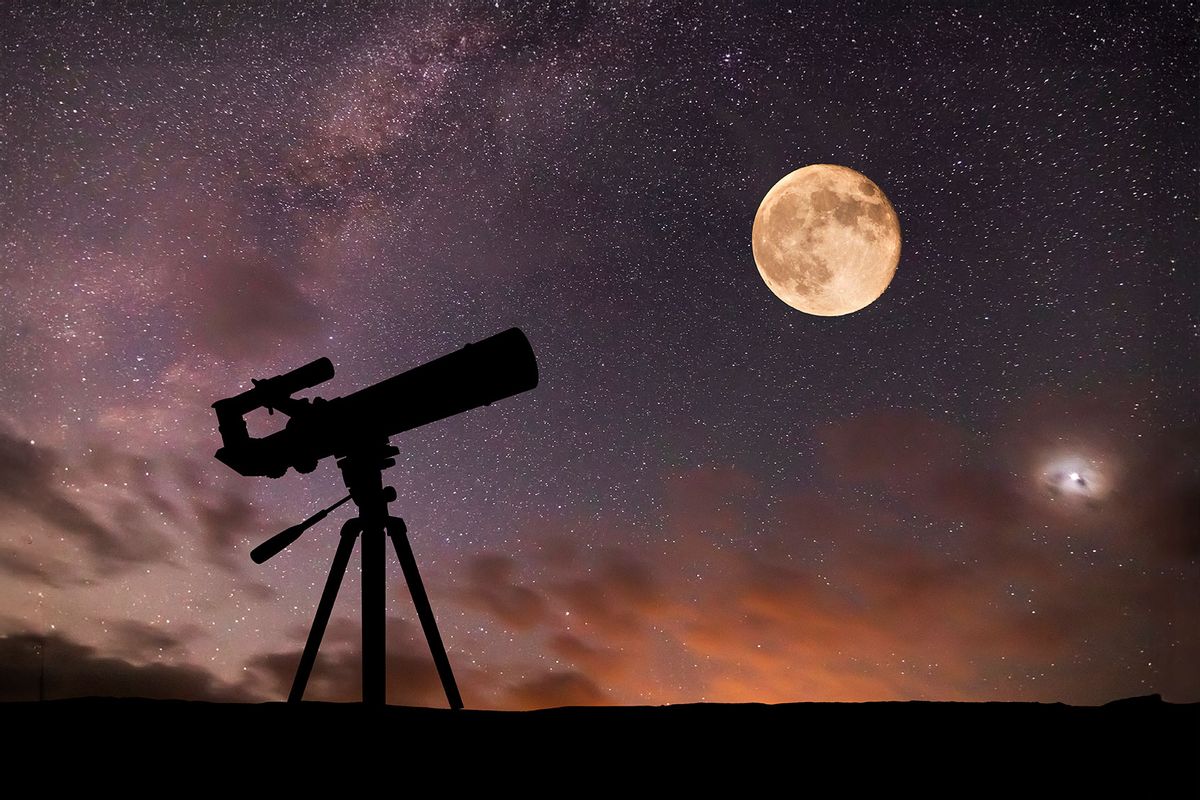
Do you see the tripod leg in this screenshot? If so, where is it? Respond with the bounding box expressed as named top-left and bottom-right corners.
top-left (387, 517), bottom-right (465, 710)
top-left (289, 519), bottom-right (360, 703)
top-left (361, 519), bottom-right (387, 705)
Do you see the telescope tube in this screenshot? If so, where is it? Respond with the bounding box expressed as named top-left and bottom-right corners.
top-left (213, 328), bottom-right (538, 477)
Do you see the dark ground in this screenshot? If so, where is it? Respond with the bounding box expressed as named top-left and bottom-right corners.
top-left (2, 694), bottom-right (1196, 790)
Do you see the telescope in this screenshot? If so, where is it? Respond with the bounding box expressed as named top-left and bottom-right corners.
top-left (210, 327), bottom-right (539, 708)
top-left (213, 327), bottom-right (538, 479)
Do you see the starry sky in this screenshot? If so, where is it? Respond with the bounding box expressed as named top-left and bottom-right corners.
top-left (1, 1), bottom-right (1196, 708)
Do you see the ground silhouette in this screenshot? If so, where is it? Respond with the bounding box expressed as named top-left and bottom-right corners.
top-left (2, 694), bottom-right (1194, 790)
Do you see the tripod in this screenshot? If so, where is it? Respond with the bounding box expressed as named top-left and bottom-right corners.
top-left (258, 439), bottom-right (463, 708)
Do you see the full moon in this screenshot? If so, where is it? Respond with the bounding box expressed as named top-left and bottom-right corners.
top-left (752, 164), bottom-right (901, 316)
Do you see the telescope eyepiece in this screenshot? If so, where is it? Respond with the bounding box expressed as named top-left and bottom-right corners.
top-left (252, 357), bottom-right (335, 405)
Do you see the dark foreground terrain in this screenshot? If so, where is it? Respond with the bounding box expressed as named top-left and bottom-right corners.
top-left (3, 694), bottom-right (1195, 790)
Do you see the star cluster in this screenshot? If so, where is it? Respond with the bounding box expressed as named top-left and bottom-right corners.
top-left (0, 1), bottom-right (1195, 708)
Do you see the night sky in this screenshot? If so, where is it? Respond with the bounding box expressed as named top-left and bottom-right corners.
top-left (1, 1), bottom-right (1196, 708)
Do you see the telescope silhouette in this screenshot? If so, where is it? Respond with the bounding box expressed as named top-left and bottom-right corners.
top-left (210, 327), bottom-right (539, 707)
top-left (214, 327), bottom-right (538, 478)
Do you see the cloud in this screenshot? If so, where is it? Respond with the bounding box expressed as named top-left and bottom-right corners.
top-left (505, 670), bottom-right (608, 710)
top-left (192, 485), bottom-right (265, 572)
top-left (105, 619), bottom-right (203, 661)
top-left (819, 408), bottom-right (968, 492)
top-left (815, 397), bottom-right (1200, 562)
top-left (459, 552), bottom-right (550, 629)
top-left (3, 379), bottom-right (1194, 708)
top-left (0, 419), bottom-right (174, 574)
top-left (1107, 426), bottom-right (1200, 559)
top-left (453, 395), bottom-right (1200, 706)
top-left (548, 634), bottom-right (627, 683)
top-left (79, 443), bottom-right (184, 527)
top-left (0, 630), bottom-right (245, 702)
top-left (238, 580), bottom-right (279, 603)
top-left (190, 250), bottom-right (323, 360)
top-left (662, 464), bottom-right (759, 544)
top-left (0, 545), bottom-right (70, 587)
top-left (547, 548), bottom-right (665, 640)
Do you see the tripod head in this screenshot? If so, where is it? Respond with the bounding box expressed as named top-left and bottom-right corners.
top-left (249, 441), bottom-right (401, 564)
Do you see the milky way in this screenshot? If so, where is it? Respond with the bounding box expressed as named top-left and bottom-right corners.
top-left (0, 2), bottom-right (1196, 707)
